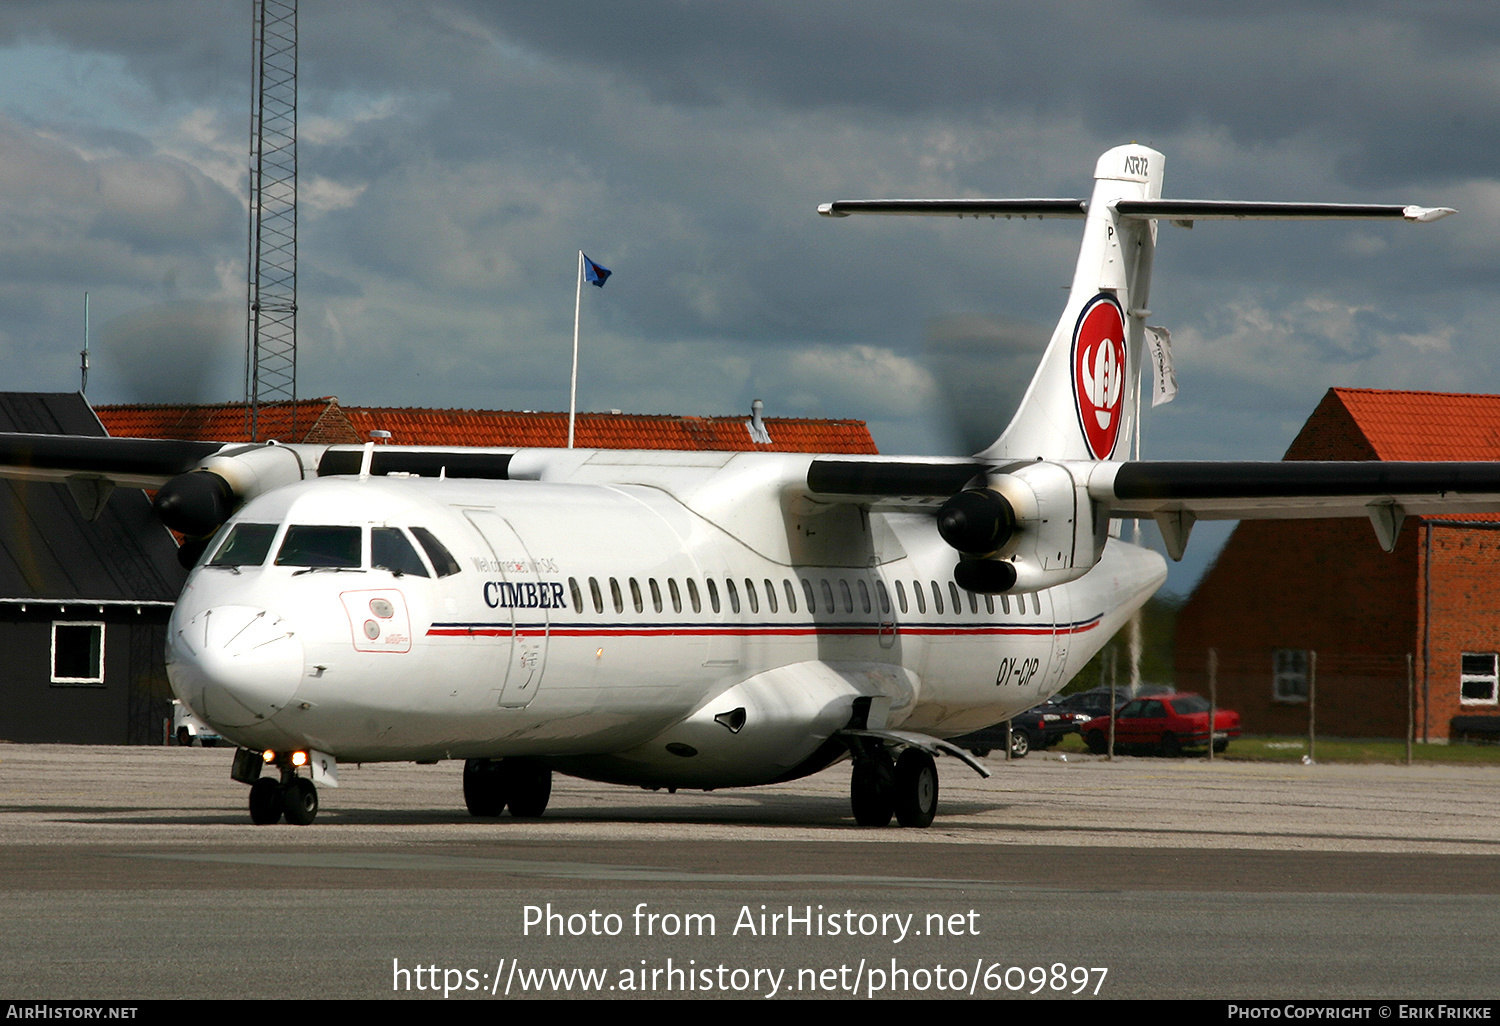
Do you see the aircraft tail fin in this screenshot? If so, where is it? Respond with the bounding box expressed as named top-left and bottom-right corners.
top-left (983, 144), bottom-right (1162, 463)
top-left (821, 145), bottom-right (1453, 465)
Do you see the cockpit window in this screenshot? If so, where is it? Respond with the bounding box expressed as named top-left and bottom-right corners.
top-left (410, 526), bottom-right (461, 577)
top-left (207, 523), bottom-right (279, 567)
top-left (275, 525), bottom-right (362, 568)
top-left (372, 527), bottom-right (430, 577)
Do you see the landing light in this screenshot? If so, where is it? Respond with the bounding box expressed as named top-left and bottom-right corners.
top-left (261, 750), bottom-right (276, 764)
top-left (291, 750), bottom-right (309, 767)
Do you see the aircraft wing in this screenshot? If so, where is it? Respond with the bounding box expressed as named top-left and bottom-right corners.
top-left (1093, 460), bottom-right (1500, 558)
top-left (0, 433), bottom-right (229, 488)
top-left (803, 456), bottom-right (1500, 559)
top-left (803, 456), bottom-right (986, 511)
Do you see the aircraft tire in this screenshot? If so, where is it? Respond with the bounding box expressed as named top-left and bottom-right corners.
top-left (850, 760), bottom-right (895, 827)
top-left (282, 777), bottom-right (319, 825)
top-left (503, 759), bottom-right (552, 818)
top-left (893, 749), bottom-right (938, 829)
top-left (248, 777), bottom-right (283, 825)
top-left (463, 758), bottom-right (507, 817)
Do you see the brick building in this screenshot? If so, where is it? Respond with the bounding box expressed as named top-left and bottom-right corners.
top-left (1175, 388), bottom-right (1500, 742)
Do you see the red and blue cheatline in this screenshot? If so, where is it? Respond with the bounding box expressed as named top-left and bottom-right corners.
top-left (583, 254), bottom-right (611, 287)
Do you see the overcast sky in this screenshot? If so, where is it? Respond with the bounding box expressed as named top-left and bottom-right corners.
top-left (0, 2), bottom-right (1495, 593)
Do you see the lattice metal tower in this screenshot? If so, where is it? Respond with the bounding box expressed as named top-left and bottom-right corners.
top-left (244, 0), bottom-right (298, 441)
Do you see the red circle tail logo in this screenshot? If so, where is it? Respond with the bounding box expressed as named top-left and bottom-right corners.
top-left (1071, 294), bottom-right (1127, 459)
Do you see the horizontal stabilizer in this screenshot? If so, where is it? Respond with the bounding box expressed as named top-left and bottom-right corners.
top-left (818, 199), bottom-right (1086, 219)
top-left (1115, 200), bottom-right (1455, 224)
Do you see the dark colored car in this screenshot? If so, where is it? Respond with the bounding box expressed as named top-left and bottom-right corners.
top-left (1080, 692), bottom-right (1241, 757)
top-left (952, 700), bottom-right (1092, 758)
top-left (1054, 683), bottom-right (1173, 720)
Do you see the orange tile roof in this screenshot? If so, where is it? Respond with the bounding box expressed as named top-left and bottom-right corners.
top-left (95, 398), bottom-right (878, 454)
top-left (1290, 387), bottom-right (1500, 523)
top-left (1328, 388), bottom-right (1500, 462)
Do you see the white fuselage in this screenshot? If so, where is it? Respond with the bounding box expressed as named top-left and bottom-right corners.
top-left (166, 449), bottom-right (1164, 789)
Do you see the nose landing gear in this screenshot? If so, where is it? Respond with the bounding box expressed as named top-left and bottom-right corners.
top-left (234, 748), bottom-right (321, 825)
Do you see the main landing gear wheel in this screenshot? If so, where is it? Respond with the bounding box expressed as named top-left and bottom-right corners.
top-left (503, 759), bottom-right (552, 818)
top-left (282, 777), bottom-right (319, 825)
top-left (249, 777), bottom-right (283, 825)
top-left (893, 748), bottom-right (939, 829)
top-left (850, 756), bottom-right (895, 828)
top-left (463, 758), bottom-right (507, 817)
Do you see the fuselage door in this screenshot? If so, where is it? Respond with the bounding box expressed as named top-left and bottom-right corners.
top-left (464, 510), bottom-right (549, 708)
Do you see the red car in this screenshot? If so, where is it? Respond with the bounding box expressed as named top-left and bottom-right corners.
top-left (1081, 692), bottom-right (1240, 757)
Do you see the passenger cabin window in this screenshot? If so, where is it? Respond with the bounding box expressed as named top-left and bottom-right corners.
top-left (801, 579), bottom-right (816, 612)
top-left (876, 580), bottom-right (891, 615)
top-left (744, 578), bottom-right (759, 614)
top-left (649, 578), bottom-right (663, 613)
top-left (208, 523), bottom-right (278, 567)
top-left (912, 580), bottom-right (926, 614)
top-left (763, 579), bottom-right (777, 614)
top-left (569, 578), bottom-right (584, 614)
top-left (895, 580), bottom-right (907, 614)
top-left (372, 527), bottom-right (429, 577)
top-left (687, 579), bottom-right (702, 613)
top-left (276, 525), bottom-right (361, 568)
top-left (820, 580), bottom-right (835, 613)
top-left (629, 578), bottom-right (644, 614)
top-left (726, 579), bottom-right (741, 613)
top-left (783, 579), bottom-right (798, 613)
top-left (410, 527), bottom-right (461, 577)
top-left (668, 579), bottom-right (682, 614)
top-left (930, 581), bottom-right (944, 615)
top-left (589, 577), bottom-right (604, 614)
top-left (610, 578), bottom-right (624, 614)
top-left (707, 579), bottom-right (720, 613)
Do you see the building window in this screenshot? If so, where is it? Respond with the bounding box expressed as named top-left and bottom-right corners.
top-left (52, 622), bottom-right (104, 685)
top-left (1273, 648), bottom-right (1309, 703)
top-left (1460, 653), bottom-right (1499, 705)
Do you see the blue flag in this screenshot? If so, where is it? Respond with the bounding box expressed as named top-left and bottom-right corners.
top-left (583, 254), bottom-right (611, 288)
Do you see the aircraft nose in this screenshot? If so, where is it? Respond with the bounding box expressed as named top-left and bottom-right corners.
top-left (168, 606), bottom-right (304, 728)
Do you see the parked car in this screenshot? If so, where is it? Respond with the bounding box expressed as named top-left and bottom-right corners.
top-left (172, 699), bottom-right (224, 747)
top-left (952, 700), bottom-right (1092, 758)
top-left (1054, 683), bottom-right (1173, 720)
top-left (1080, 692), bottom-right (1240, 757)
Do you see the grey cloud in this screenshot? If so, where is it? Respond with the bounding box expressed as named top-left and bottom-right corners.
top-left (97, 300), bottom-right (240, 404)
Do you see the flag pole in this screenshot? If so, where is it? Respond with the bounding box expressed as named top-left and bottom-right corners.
top-left (569, 250), bottom-right (582, 449)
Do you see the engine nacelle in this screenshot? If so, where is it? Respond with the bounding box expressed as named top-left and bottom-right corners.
top-left (154, 443), bottom-right (309, 538)
top-left (937, 461), bottom-right (1108, 594)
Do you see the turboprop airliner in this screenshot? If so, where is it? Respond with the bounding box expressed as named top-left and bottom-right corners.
top-left (2, 144), bottom-right (1493, 828)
